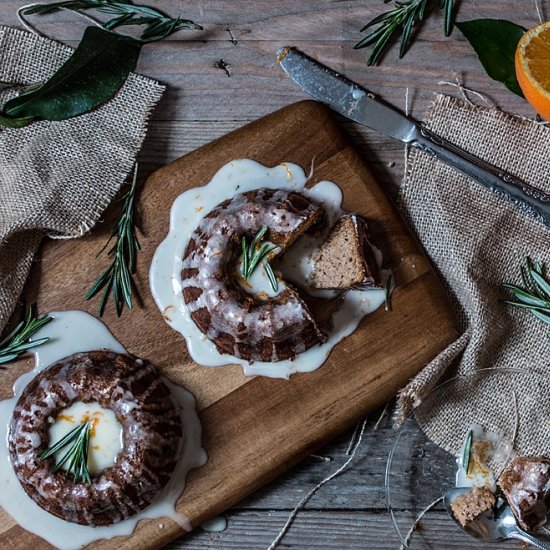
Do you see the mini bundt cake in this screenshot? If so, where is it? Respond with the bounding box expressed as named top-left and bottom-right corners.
top-left (8, 351), bottom-right (183, 526)
top-left (499, 456), bottom-right (550, 532)
top-left (312, 214), bottom-right (381, 290)
top-left (181, 188), bottom-right (327, 362)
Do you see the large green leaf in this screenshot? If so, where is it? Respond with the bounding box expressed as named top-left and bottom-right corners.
top-left (456, 19), bottom-right (526, 97)
top-left (0, 113), bottom-right (35, 128)
top-left (0, 26), bottom-right (142, 123)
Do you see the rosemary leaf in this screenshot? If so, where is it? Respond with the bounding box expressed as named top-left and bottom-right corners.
top-left (264, 262), bottom-right (279, 293)
top-left (355, 0), bottom-right (455, 66)
top-left (240, 226), bottom-right (279, 292)
top-left (384, 273), bottom-right (393, 311)
top-left (441, 0), bottom-right (454, 36)
top-left (21, 1), bottom-right (202, 41)
top-left (530, 270), bottom-right (550, 300)
top-left (502, 257), bottom-right (550, 326)
top-left (39, 422), bottom-right (92, 484)
top-left (86, 165), bottom-right (141, 317)
top-left (463, 429), bottom-right (473, 475)
top-left (0, 305), bottom-right (52, 365)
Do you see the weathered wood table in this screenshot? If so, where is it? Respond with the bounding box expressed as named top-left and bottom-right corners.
top-left (0, 1), bottom-right (542, 548)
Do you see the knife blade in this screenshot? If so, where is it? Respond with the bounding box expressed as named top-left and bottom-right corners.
top-left (277, 46), bottom-right (550, 230)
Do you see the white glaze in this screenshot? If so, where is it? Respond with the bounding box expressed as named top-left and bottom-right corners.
top-left (455, 424), bottom-right (512, 491)
top-left (201, 515), bottom-right (228, 532)
top-left (49, 401), bottom-right (123, 475)
top-left (150, 159), bottom-right (389, 379)
top-left (0, 310), bottom-right (207, 549)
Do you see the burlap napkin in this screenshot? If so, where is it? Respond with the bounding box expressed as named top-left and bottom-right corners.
top-left (396, 94), bottom-right (550, 458)
top-left (0, 26), bottom-right (164, 333)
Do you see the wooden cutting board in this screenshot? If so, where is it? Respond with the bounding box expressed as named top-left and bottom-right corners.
top-left (0, 100), bottom-right (458, 549)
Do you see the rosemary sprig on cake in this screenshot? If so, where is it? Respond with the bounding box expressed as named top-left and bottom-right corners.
top-left (0, 305), bottom-right (52, 365)
top-left (38, 422), bottom-right (92, 484)
top-left (502, 257), bottom-right (550, 325)
top-left (240, 226), bottom-right (279, 292)
top-left (86, 165), bottom-right (141, 317)
top-left (355, 0), bottom-right (455, 66)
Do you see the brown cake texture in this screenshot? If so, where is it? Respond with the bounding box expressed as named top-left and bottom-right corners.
top-left (450, 487), bottom-right (496, 527)
top-left (311, 214), bottom-right (381, 290)
top-left (499, 456), bottom-right (550, 532)
top-left (181, 188), bottom-right (327, 362)
top-left (8, 351), bottom-right (183, 526)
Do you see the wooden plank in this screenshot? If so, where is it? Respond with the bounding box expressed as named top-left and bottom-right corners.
top-left (165, 510), bottom-right (500, 549)
top-left (1, 100), bottom-right (457, 549)
top-left (0, 0), bottom-right (539, 43)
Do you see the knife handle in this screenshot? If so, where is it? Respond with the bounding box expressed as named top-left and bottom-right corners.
top-left (411, 126), bottom-right (550, 229)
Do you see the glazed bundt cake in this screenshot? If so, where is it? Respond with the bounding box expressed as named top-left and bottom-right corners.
top-left (499, 456), bottom-right (550, 532)
top-left (181, 188), bottom-right (327, 362)
top-left (8, 351), bottom-right (183, 526)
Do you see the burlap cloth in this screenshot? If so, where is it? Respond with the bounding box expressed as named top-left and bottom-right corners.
top-left (396, 93), bottom-right (550, 460)
top-left (0, 26), bottom-right (164, 332)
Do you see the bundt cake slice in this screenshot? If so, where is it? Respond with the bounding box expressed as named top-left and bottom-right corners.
top-left (499, 456), bottom-right (550, 532)
top-left (450, 487), bottom-right (496, 527)
top-left (311, 214), bottom-right (381, 290)
top-left (181, 188), bottom-right (327, 363)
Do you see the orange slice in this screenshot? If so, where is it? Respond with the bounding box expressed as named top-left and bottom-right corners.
top-left (515, 21), bottom-right (550, 121)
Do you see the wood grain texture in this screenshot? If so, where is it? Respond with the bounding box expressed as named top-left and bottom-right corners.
top-left (0, 1), bottom-right (537, 547)
top-left (0, 100), bottom-right (457, 549)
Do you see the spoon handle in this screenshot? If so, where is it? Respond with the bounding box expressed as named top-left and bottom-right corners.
top-left (509, 529), bottom-right (550, 550)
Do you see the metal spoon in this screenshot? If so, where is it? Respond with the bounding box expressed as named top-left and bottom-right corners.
top-left (444, 487), bottom-right (550, 549)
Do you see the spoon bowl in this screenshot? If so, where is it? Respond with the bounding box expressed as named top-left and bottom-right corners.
top-left (444, 487), bottom-right (550, 550)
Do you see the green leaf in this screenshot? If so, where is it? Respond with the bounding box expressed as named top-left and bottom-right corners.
top-left (0, 112), bottom-right (35, 128)
top-left (1, 26), bottom-right (142, 122)
top-left (456, 19), bottom-right (526, 97)
top-left (463, 429), bottom-right (473, 474)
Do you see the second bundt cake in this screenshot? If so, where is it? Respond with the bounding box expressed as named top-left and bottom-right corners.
top-left (181, 188), bottom-right (326, 362)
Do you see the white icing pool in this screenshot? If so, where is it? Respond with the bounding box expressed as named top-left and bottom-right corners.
top-left (0, 310), bottom-right (207, 549)
top-left (150, 159), bottom-right (389, 379)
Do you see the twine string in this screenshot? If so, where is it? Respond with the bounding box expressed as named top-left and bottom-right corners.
top-left (438, 75), bottom-right (491, 107)
top-left (266, 417), bottom-right (368, 550)
top-left (535, 0), bottom-right (544, 23)
top-left (398, 496), bottom-right (444, 550)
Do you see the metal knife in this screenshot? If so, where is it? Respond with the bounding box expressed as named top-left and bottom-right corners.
top-left (277, 47), bottom-right (550, 229)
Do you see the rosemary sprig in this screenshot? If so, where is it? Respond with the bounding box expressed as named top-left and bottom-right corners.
top-left (22, 0), bottom-right (202, 43)
top-left (384, 273), bottom-right (393, 312)
top-left (85, 165), bottom-right (141, 317)
top-left (38, 422), bottom-right (92, 484)
top-left (354, 0), bottom-right (455, 66)
top-left (0, 305), bottom-right (52, 365)
top-left (502, 257), bottom-right (550, 325)
top-left (462, 429), bottom-right (473, 475)
top-left (240, 226), bottom-right (279, 292)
